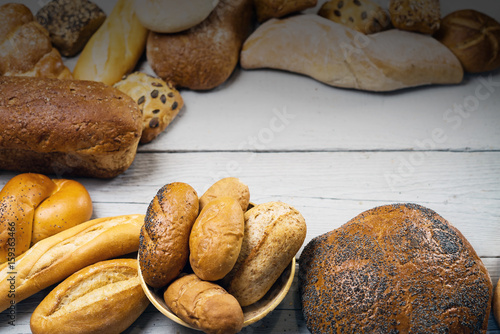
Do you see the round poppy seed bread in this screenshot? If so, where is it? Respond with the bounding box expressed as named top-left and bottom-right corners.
top-left (298, 203), bottom-right (492, 333)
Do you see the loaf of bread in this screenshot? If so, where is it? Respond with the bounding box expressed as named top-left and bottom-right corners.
top-left (494, 277), bottom-right (500, 328)
top-left (147, 0), bottom-right (254, 90)
top-left (189, 197), bottom-right (244, 281)
top-left (298, 203), bottom-right (492, 333)
top-left (36, 0), bottom-right (107, 57)
top-left (0, 3), bottom-right (72, 79)
top-left (0, 173), bottom-right (92, 262)
top-left (164, 274), bottom-right (244, 334)
top-left (73, 0), bottom-right (148, 85)
top-left (0, 214), bottom-right (144, 312)
top-left (240, 14), bottom-right (464, 92)
top-left (389, 0), bottom-right (440, 34)
top-left (0, 76), bottom-right (142, 178)
top-left (139, 182), bottom-right (199, 288)
top-left (30, 259), bottom-right (149, 334)
top-left (434, 10), bottom-right (500, 73)
top-left (254, 0), bottom-right (317, 22)
top-left (199, 177), bottom-right (250, 212)
top-left (222, 201), bottom-right (306, 306)
top-left (113, 72), bottom-right (184, 144)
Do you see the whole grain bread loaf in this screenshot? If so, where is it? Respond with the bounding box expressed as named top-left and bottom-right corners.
top-left (298, 203), bottom-right (492, 333)
top-left (0, 76), bottom-right (142, 178)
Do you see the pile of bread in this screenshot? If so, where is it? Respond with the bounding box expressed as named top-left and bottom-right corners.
top-left (0, 174), bottom-right (307, 334)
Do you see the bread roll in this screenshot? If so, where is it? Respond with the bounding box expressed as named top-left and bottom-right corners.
top-left (134, 0), bottom-right (219, 33)
top-left (0, 76), bottom-right (142, 178)
top-left (0, 173), bottom-right (92, 262)
top-left (493, 277), bottom-right (500, 328)
top-left (298, 203), bottom-right (492, 333)
top-left (254, 0), bottom-right (317, 22)
top-left (189, 197), bottom-right (244, 281)
top-left (241, 14), bottom-right (463, 92)
top-left (73, 0), bottom-right (148, 85)
top-left (222, 201), bottom-right (306, 306)
top-left (0, 214), bottom-right (144, 313)
top-left (164, 274), bottom-right (244, 334)
top-left (30, 259), bottom-right (149, 334)
top-left (389, 0), bottom-right (440, 34)
top-left (199, 177), bottom-right (250, 212)
top-left (139, 182), bottom-right (199, 288)
top-left (147, 0), bottom-right (254, 90)
top-left (434, 10), bottom-right (500, 73)
top-left (0, 3), bottom-right (71, 79)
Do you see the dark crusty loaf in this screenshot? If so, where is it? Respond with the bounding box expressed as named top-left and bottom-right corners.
top-left (299, 203), bottom-right (492, 333)
top-left (0, 76), bottom-right (142, 178)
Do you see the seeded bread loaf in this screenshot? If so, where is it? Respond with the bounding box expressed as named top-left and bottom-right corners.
top-left (0, 76), bottom-right (142, 178)
top-left (389, 0), bottom-right (440, 34)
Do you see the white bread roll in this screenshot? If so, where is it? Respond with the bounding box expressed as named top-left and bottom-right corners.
top-left (134, 0), bottom-right (220, 33)
top-left (241, 14), bottom-right (464, 92)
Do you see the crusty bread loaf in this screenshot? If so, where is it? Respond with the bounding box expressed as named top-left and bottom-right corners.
top-left (222, 201), bottom-right (306, 306)
top-left (30, 259), bottom-right (149, 334)
top-left (298, 203), bottom-right (492, 333)
top-left (0, 214), bottom-right (144, 313)
top-left (147, 0), bottom-right (254, 90)
top-left (0, 3), bottom-right (72, 79)
top-left (73, 0), bottom-right (148, 85)
top-left (139, 182), bottom-right (199, 288)
top-left (0, 173), bottom-right (92, 262)
top-left (164, 274), bottom-right (244, 334)
top-left (189, 197), bottom-right (244, 281)
top-left (0, 76), bottom-right (142, 178)
top-left (199, 177), bottom-right (250, 212)
top-left (389, 0), bottom-right (440, 34)
top-left (254, 0), bottom-right (317, 22)
top-left (241, 14), bottom-right (464, 92)
top-left (434, 9), bottom-right (500, 73)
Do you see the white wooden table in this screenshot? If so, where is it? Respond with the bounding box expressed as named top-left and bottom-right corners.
top-left (1, 0), bottom-right (500, 333)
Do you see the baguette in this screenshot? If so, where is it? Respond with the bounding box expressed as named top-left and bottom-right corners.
top-left (241, 14), bottom-right (464, 92)
top-left (0, 76), bottom-right (142, 178)
top-left (73, 0), bottom-right (148, 85)
top-left (30, 259), bottom-right (149, 334)
top-left (0, 214), bottom-right (144, 312)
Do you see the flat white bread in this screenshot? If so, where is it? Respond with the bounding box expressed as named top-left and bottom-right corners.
top-left (240, 14), bottom-right (464, 92)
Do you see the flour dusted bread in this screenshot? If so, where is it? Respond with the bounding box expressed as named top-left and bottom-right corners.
top-left (0, 76), bottom-right (142, 178)
top-left (299, 203), bottom-right (492, 333)
top-left (241, 14), bottom-right (463, 91)
top-left (0, 3), bottom-right (71, 79)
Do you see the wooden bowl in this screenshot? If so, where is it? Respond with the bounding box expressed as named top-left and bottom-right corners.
top-left (137, 255), bottom-right (296, 330)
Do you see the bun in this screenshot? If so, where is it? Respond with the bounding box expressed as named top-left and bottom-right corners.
top-left (164, 274), bottom-right (244, 334)
top-left (30, 259), bottom-right (149, 334)
top-left (199, 177), bottom-right (250, 212)
top-left (241, 14), bottom-right (463, 92)
top-left (298, 203), bottom-right (492, 333)
top-left (222, 201), bottom-right (306, 306)
top-left (0, 76), bottom-right (142, 178)
top-left (434, 9), bottom-right (500, 73)
top-left (254, 0), bottom-right (317, 22)
top-left (73, 0), bottom-right (148, 85)
top-left (35, 0), bottom-right (107, 57)
top-left (146, 0), bottom-right (254, 90)
top-left (0, 3), bottom-right (71, 79)
top-left (0, 173), bottom-right (92, 262)
top-left (113, 72), bottom-right (183, 144)
top-left (389, 0), bottom-right (440, 34)
top-left (139, 182), bottom-right (199, 288)
top-left (0, 214), bottom-right (144, 313)
top-left (189, 197), bottom-right (244, 281)
top-left (134, 0), bottom-right (219, 33)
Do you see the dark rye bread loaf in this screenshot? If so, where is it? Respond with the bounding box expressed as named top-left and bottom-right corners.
top-left (298, 203), bottom-right (492, 333)
top-left (0, 76), bottom-right (142, 178)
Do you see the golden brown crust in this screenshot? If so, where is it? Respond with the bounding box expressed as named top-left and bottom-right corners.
top-left (30, 259), bottom-right (149, 334)
top-left (139, 182), bottom-right (199, 288)
top-left (434, 9), bottom-right (500, 73)
top-left (0, 3), bottom-right (72, 79)
top-left (189, 197), bottom-right (244, 281)
top-left (298, 203), bottom-right (492, 333)
top-left (254, 0), bottom-right (317, 22)
top-left (199, 177), bottom-right (250, 212)
top-left (0, 76), bottom-right (142, 178)
top-left (0, 214), bottom-right (144, 313)
top-left (146, 0), bottom-right (254, 90)
top-left (389, 0), bottom-right (440, 34)
top-left (164, 274), bottom-right (244, 334)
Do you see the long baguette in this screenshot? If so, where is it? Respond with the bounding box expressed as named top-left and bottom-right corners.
top-left (0, 214), bottom-right (144, 312)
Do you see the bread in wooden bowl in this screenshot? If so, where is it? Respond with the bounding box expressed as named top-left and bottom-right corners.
top-left (298, 203), bottom-right (492, 333)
